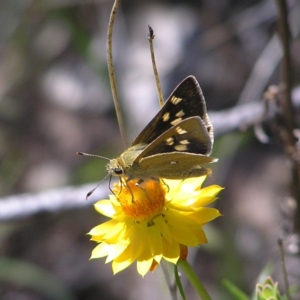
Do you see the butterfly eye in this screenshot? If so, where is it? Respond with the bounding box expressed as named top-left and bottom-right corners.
top-left (114, 168), bottom-right (123, 175)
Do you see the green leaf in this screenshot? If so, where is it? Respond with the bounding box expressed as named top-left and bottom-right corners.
top-left (175, 264), bottom-right (186, 300)
top-left (222, 278), bottom-right (250, 300)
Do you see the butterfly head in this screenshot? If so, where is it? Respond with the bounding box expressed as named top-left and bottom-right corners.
top-left (106, 158), bottom-right (125, 177)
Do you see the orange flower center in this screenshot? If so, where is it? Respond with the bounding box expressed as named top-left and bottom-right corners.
top-left (114, 179), bottom-right (166, 222)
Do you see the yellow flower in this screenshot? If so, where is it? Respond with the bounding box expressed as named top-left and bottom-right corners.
top-left (88, 176), bottom-right (223, 276)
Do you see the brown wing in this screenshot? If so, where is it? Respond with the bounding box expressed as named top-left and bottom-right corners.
top-left (131, 76), bottom-right (213, 147)
top-left (134, 117), bottom-right (213, 163)
top-left (139, 152), bottom-right (217, 179)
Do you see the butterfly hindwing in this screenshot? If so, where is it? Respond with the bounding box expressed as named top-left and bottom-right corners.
top-left (134, 117), bottom-right (212, 163)
top-left (131, 76), bottom-right (213, 146)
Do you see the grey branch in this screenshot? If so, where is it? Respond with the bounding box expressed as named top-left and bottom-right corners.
top-left (0, 183), bottom-right (107, 222)
top-left (1, 88), bottom-right (300, 222)
top-left (210, 102), bottom-right (264, 138)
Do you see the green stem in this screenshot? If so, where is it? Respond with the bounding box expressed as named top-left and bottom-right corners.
top-left (177, 260), bottom-right (212, 300)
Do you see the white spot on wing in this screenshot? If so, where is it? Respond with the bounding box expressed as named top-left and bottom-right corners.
top-left (174, 144), bottom-right (188, 151)
top-left (175, 110), bottom-right (185, 117)
top-left (171, 96), bottom-right (183, 105)
top-left (171, 118), bottom-right (182, 126)
top-left (179, 139), bottom-right (190, 145)
top-left (162, 112), bottom-right (170, 122)
top-left (166, 137), bottom-right (174, 145)
top-left (176, 127), bottom-right (187, 135)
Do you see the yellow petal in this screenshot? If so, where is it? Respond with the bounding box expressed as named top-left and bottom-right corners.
top-left (137, 258), bottom-right (153, 276)
top-left (194, 185), bottom-right (223, 206)
top-left (167, 201), bottom-right (196, 212)
top-left (167, 209), bottom-right (199, 228)
top-left (106, 241), bottom-right (129, 263)
top-left (199, 185), bottom-right (223, 197)
top-left (153, 215), bottom-right (172, 243)
top-left (179, 177), bottom-right (206, 193)
top-left (194, 228), bottom-right (208, 244)
top-left (114, 244), bottom-right (136, 264)
top-left (90, 236), bottom-right (103, 242)
top-left (90, 243), bottom-right (110, 259)
top-left (165, 177), bottom-right (205, 197)
top-left (88, 219), bottom-right (118, 237)
top-left (168, 225), bottom-right (198, 246)
top-left (89, 220), bottom-right (126, 244)
top-left (162, 239), bottom-right (180, 263)
top-left (167, 211), bottom-right (199, 245)
top-left (127, 224), bottom-right (147, 261)
top-left (137, 240), bottom-right (152, 262)
top-left (147, 224), bottom-right (163, 262)
top-left (163, 179), bottom-right (183, 195)
top-left (94, 200), bottom-right (116, 217)
top-left (112, 259), bottom-right (133, 274)
top-left (191, 196), bottom-right (217, 207)
top-left (109, 194), bottom-right (120, 206)
top-left (190, 207), bottom-right (222, 225)
top-left (114, 225), bottom-right (146, 263)
top-left (102, 221), bottom-right (126, 243)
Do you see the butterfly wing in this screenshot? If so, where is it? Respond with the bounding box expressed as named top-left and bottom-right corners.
top-left (135, 117), bottom-right (213, 161)
top-left (131, 76), bottom-right (213, 147)
top-left (139, 152), bottom-right (217, 179)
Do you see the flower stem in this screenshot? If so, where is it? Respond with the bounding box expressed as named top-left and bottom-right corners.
top-left (177, 260), bottom-right (212, 300)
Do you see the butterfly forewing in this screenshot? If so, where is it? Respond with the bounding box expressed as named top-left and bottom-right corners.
top-left (131, 76), bottom-right (213, 146)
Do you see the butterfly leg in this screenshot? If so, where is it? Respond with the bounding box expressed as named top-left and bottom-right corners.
top-left (108, 175), bottom-right (125, 199)
top-left (108, 175), bottom-right (118, 197)
top-left (123, 177), bottom-right (135, 202)
top-left (135, 177), bottom-right (159, 187)
top-left (109, 176), bottom-right (135, 202)
top-left (127, 184), bottom-right (135, 202)
top-left (135, 182), bottom-right (153, 204)
top-left (135, 179), bottom-right (144, 186)
top-left (135, 178), bottom-right (162, 204)
top-left (160, 178), bottom-right (170, 192)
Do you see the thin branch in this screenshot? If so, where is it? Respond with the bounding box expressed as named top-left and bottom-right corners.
top-left (278, 238), bottom-right (292, 300)
top-left (276, 0), bottom-right (295, 139)
top-left (275, 0), bottom-right (300, 235)
top-left (107, 0), bottom-right (128, 148)
top-left (148, 25), bottom-right (165, 108)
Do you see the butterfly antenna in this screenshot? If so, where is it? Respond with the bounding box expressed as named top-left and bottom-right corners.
top-left (76, 152), bottom-right (110, 161)
top-left (107, 0), bottom-right (128, 148)
top-left (148, 25), bottom-right (164, 108)
top-left (86, 173), bottom-right (110, 201)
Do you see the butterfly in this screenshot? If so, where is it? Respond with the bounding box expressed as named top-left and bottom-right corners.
top-left (106, 75), bottom-right (217, 182)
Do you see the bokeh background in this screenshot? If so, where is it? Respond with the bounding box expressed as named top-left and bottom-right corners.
top-left (1, 0), bottom-right (300, 299)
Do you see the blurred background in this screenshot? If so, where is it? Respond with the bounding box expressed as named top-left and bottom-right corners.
top-left (1, 0), bottom-right (300, 299)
